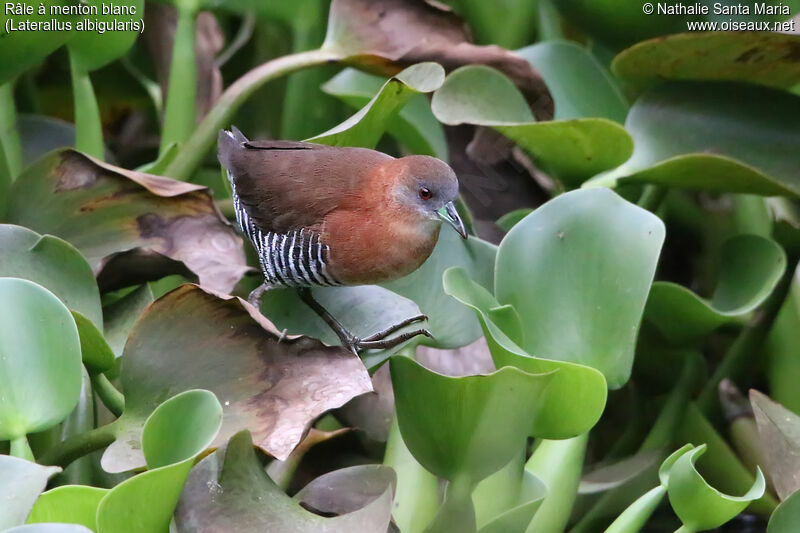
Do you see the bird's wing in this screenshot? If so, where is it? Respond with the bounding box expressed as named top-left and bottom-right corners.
top-left (218, 130), bottom-right (393, 233)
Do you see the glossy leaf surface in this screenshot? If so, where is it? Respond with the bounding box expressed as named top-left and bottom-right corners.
top-left (0, 455), bottom-right (60, 529)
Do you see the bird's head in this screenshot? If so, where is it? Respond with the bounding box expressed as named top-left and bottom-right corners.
top-left (387, 155), bottom-right (467, 239)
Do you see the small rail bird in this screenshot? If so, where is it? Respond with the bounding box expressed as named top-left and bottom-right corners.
top-left (218, 127), bottom-right (467, 353)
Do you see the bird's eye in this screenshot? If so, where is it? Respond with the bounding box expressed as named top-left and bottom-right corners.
top-left (419, 187), bottom-right (433, 200)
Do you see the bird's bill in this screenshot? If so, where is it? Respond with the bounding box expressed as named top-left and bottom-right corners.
top-left (438, 201), bottom-right (468, 239)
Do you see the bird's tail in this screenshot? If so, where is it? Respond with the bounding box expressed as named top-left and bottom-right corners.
top-left (217, 126), bottom-right (249, 185)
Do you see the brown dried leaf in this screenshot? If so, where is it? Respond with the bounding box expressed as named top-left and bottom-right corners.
top-left (101, 285), bottom-right (372, 472)
top-left (324, 0), bottom-right (553, 119)
top-left (750, 389), bottom-right (800, 500)
top-left (8, 149), bottom-right (248, 293)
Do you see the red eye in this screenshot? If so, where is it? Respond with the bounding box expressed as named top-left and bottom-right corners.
top-left (419, 187), bottom-right (433, 200)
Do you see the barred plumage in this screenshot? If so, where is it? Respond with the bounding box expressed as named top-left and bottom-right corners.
top-left (228, 170), bottom-right (340, 288)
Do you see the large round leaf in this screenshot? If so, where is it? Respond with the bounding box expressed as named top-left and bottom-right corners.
top-left (390, 355), bottom-right (553, 484)
top-left (495, 188), bottom-right (664, 388)
top-left (0, 455), bottom-right (60, 530)
top-left (768, 489), bottom-right (800, 533)
top-left (0, 5), bottom-right (74, 84)
top-left (175, 430), bottom-right (394, 532)
top-left (431, 65), bottom-right (633, 187)
top-left (443, 267), bottom-right (607, 438)
top-left (0, 278), bottom-right (82, 440)
top-left (588, 82), bottom-right (800, 196)
top-left (516, 41), bottom-right (628, 123)
top-left (8, 149), bottom-right (247, 293)
top-left (66, 0), bottom-right (144, 73)
top-left (613, 31), bottom-right (800, 90)
top-left (101, 285), bottom-right (372, 472)
top-left (96, 389), bottom-right (222, 533)
top-left (645, 234), bottom-right (786, 344)
top-left (27, 486), bottom-right (107, 531)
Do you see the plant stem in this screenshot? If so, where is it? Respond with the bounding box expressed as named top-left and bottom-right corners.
top-left (163, 48), bottom-right (341, 180)
top-left (38, 421), bottom-right (118, 469)
top-left (674, 526), bottom-right (694, 533)
top-left (160, 5), bottom-right (198, 155)
top-left (640, 354), bottom-right (699, 451)
top-left (384, 415), bottom-right (440, 533)
top-left (90, 373), bottom-right (125, 417)
top-left (637, 185), bottom-right (667, 213)
top-left (10, 435), bottom-right (34, 461)
top-left (425, 476), bottom-right (476, 533)
top-left (525, 433), bottom-right (588, 533)
top-left (697, 266), bottom-right (794, 415)
top-left (69, 53), bottom-right (104, 159)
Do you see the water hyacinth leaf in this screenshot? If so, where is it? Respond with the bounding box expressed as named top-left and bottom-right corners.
top-left (447, 0), bottom-right (537, 49)
top-left (750, 390), bottom-right (800, 501)
top-left (7, 150), bottom-right (248, 293)
top-left (612, 32), bottom-right (800, 90)
top-left (0, 455), bottom-right (61, 530)
top-left (478, 472), bottom-right (547, 533)
top-left (588, 82), bottom-right (800, 196)
top-left (0, 225), bottom-right (102, 328)
top-left (96, 389), bottom-right (223, 533)
top-left (495, 209), bottom-right (532, 232)
top-left (431, 65), bottom-right (633, 187)
top-left (102, 285), bottom-right (154, 358)
top-left (516, 41), bottom-right (628, 123)
top-left (102, 285), bottom-right (372, 472)
top-left (495, 188), bottom-right (664, 388)
top-left (645, 234), bottom-right (786, 344)
top-left (322, 0), bottom-right (553, 118)
top-left (390, 355), bottom-right (553, 484)
top-left (293, 464), bottom-right (397, 516)
top-left (322, 67), bottom-right (448, 158)
top-left (66, 0), bottom-right (143, 73)
top-left (443, 267), bottom-right (607, 438)
top-left (70, 311), bottom-right (115, 372)
top-left (667, 445), bottom-right (766, 531)
top-left (0, 5), bottom-right (74, 85)
top-left (768, 489), bottom-right (800, 533)
top-left (175, 430), bottom-right (394, 532)
top-left (0, 278), bottom-right (82, 441)
top-left (309, 62), bottom-right (445, 148)
top-left (27, 486), bottom-right (108, 530)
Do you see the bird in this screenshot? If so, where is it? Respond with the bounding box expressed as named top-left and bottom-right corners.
top-left (218, 127), bottom-right (467, 354)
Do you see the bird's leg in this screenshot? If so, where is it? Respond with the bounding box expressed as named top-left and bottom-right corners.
top-left (248, 283), bottom-right (268, 309)
top-left (297, 288), bottom-right (432, 354)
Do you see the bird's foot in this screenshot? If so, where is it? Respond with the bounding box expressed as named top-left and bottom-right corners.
top-left (338, 314), bottom-right (433, 354)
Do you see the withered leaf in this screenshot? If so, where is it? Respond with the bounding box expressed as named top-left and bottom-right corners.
top-left (8, 149), bottom-right (248, 293)
top-left (323, 0), bottom-right (553, 120)
top-left (101, 285), bottom-right (372, 472)
top-left (750, 389), bottom-right (800, 501)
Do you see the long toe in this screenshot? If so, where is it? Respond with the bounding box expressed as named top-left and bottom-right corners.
top-left (355, 328), bottom-right (433, 351)
top-left (361, 315), bottom-right (430, 342)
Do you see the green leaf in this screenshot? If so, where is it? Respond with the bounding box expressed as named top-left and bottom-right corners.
top-left (766, 264), bottom-right (800, 413)
top-left (768, 489), bottom-right (800, 533)
top-left (645, 234), bottom-right (786, 344)
top-left (322, 68), bottom-right (448, 158)
top-left (27, 486), bottom-right (107, 531)
top-left (667, 444), bottom-right (766, 531)
top-left (750, 390), bottom-right (800, 501)
top-left (0, 5), bottom-right (74, 84)
top-left (431, 65), bottom-right (633, 187)
top-left (478, 472), bottom-right (547, 533)
top-left (0, 278), bottom-right (82, 441)
top-left (66, 0), bottom-right (143, 73)
top-left (101, 285), bottom-right (153, 358)
top-left (101, 285), bottom-right (371, 472)
top-left (613, 32), bottom-right (800, 90)
top-left (96, 389), bottom-right (223, 533)
top-left (516, 41), bottom-right (628, 122)
top-left (309, 62), bottom-right (445, 148)
top-left (8, 150), bottom-right (248, 293)
top-left (495, 188), bottom-right (664, 388)
top-left (0, 455), bottom-right (60, 529)
top-left (495, 209), bottom-right (532, 232)
top-left (0, 225), bottom-right (102, 328)
top-left (446, 0), bottom-right (537, 48)
top-left (443, 267), bottom-right (607, 438)
top-left (175, 430), bottom-right (394, 532)
top-left (390, 356), bottom-right (552, 485)
top-left (587, 82), bottom-right (800, 196)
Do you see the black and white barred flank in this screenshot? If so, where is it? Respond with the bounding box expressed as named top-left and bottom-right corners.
top-left (227, 171), bottom-right (341, 288)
